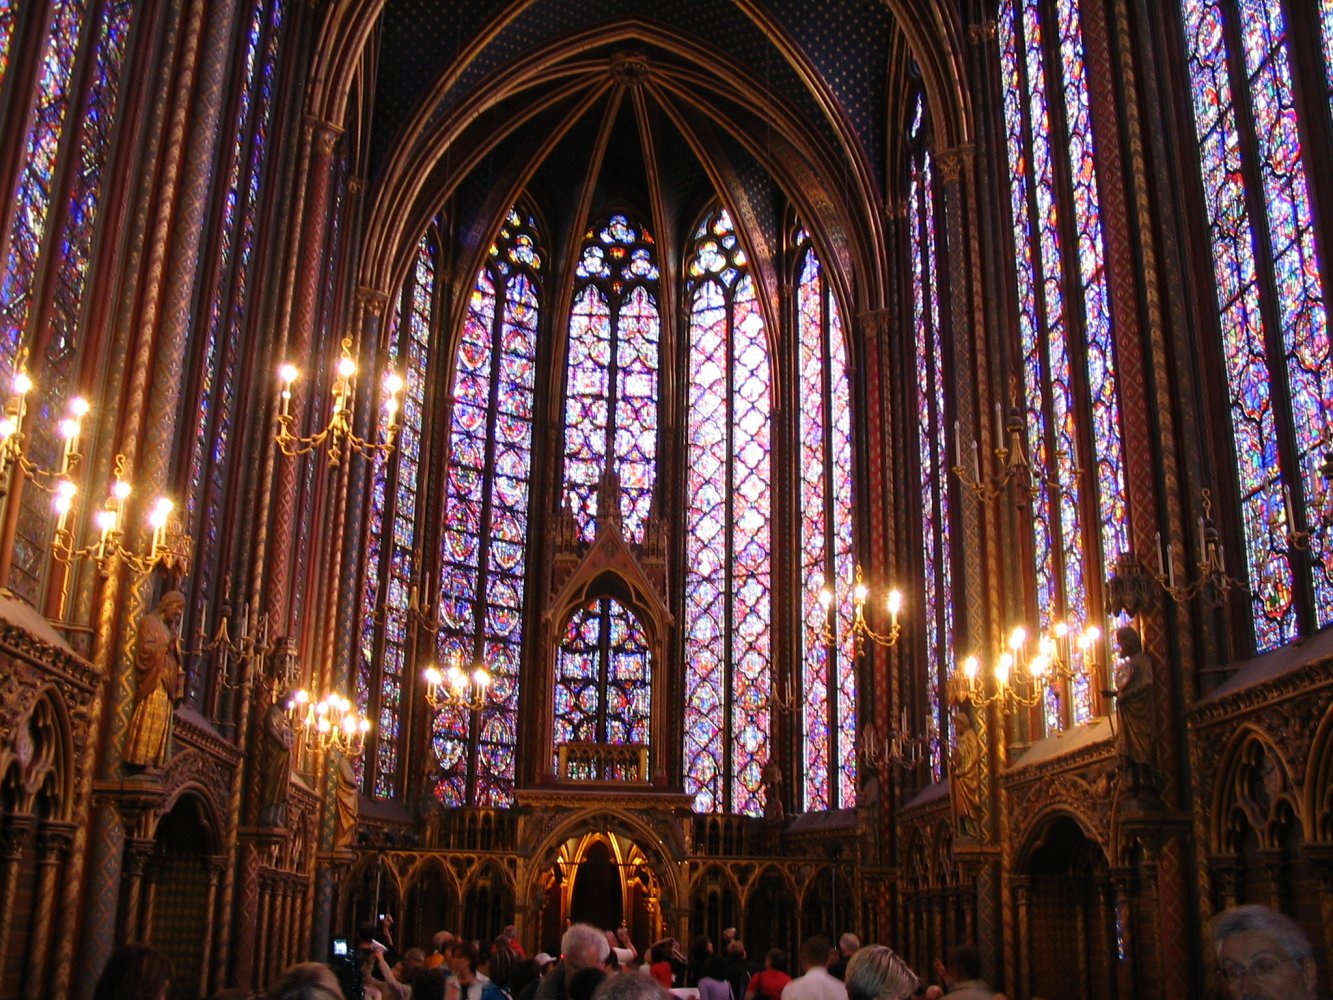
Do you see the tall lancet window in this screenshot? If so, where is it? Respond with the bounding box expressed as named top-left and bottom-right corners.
top-left (999, 0), bottom-right (1129, 731)
top-left (0, 0), bottom-right (137, 604)
top-left (358, 231), bottom-right (435, 799)
top-left (795, 230), bottom-right (856, 811)
top-left (907, 99), bottom-right (954, 781)
top-left (434, 209), bottom-right (541, 807)
top-left (1178, 0), bottom-right (1333, 648)
top-left (683, 208), bottom-right (773, 816)
top-left (553, 597), bottom-right (652, 776)
top-left (561, 214), bottom-right (660, 542)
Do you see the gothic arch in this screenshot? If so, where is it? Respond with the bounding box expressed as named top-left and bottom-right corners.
top-left (0, 689), bottom-right (74, 820)
top-left (521, 806), bottom-right (689, 928)
top-left (1014, 807), bottom-right (1108, 874)
top-left (1305, 702), bottom-right (1333, 844)
top-left (1210, 726), bottom-right (1302, 854)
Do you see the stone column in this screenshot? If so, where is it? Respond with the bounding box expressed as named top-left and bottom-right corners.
top-left (266, 117), bottom-right (342, 635)
top-left (199, 856), bottom-right (226, 999)
top-left (0, 816), bottom-right (33, 972)
top-left (119, 838), bottom-right (156, 945)
top-left (27, 822), bottom-right (76, 997)
top-left (1012, 876), bottom-right (1031, 998)
top-left (256, 873), bottom-right (273, 985)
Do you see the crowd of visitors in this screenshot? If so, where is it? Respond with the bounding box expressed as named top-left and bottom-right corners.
top-left (90, 902), bottom-right (1322, 1000)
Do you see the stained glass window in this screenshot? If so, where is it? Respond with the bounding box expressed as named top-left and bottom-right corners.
top-left (0, 2), bottom-right (15, 89)
top-left (795, 231), bottom-right (856, 811)
top-left (1178, 0), bottom-right (1333, 648)
top-left (999, 0), bottom-right (1126, 730)
top-left (683, 208), bottom-right (772, 816)
top-left (561, 215), bottom-right (659, 543)
top-left (907, 99), bottom-right (954, 781)
top-left (434, 208), bottom-right (541, 807)
top-left (3, 0), bottom-right (138, 607)
top-left (553, 596), bottom-right (652, 776)
top-left (185, 0), bottom-right (284, 664)
top-left (1322, 1), bottom-right (1333, 99)
top-left (357, 231), bottom-right (434, 799)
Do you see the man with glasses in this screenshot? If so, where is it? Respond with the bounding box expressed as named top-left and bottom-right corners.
top-left (1211, 904), bottom-right (1319, 999)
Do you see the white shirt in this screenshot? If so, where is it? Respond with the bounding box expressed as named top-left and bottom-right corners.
top-left (780, 967), bottom-right (846, 1000)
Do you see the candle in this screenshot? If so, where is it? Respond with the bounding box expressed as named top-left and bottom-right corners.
top-left (954, 420), bottom-right (963, 466)
top-left (1155, 531), bottom-right (1165, 577)
top-left (995, 401), bottom-right (1003, 438)
top-left (1283, 484), bottom-right (1297, 531)
top-left (1197, 516), bottom-right (1206, 560)
top-left (972, 438), bottom-right (980, 483)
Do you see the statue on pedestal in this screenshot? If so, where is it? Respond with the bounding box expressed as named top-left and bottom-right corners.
top-left (256, 700), bottom-right (295, 827)
top-left (1113, 625), bottom-right (1157, 796)
top-left (123, 591), bottom-right (186, 769)
top-left (761, 762), bottom-right (784, 823)
top-left (949, 708), bottom-right (982, 839)
top-left (333, 751), bottom-right (359, 851)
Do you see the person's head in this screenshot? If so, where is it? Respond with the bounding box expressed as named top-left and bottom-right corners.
top-left (451, 941), bottom-right (482, 983)
top-left (703, 955), bottom-right (726, 981)
top-left (504, 924), bottom-right (520, 943)
top-left (649, 941), bottom-right (672, 966)
top-left (844, 945), bottom-right (919, 1000)
top-left (570, 966), bottom-right (609, 1000)
top-left (489, 942), bottom-right (517, 988)
top-left (510, 957), bottom-right (541, 997)
top-left (357, 923), bottom-right (378, 947)
top-left (764, 949), bottom-right (787, 974)
top-left (1211, 904), bottom-right (1317, 1000)
top-left (413, 969), bottom-right (450, 1000)
top-left (799, 936), bottom-right (831, 973)
top-left (944, 945), bottom-right (982, 983)
top-left (725, 939), bottom-right (746, 961)
top-left (265, 962), bottom-right (346, 1000)
top-left (689, 935), bottom-right (713, 967)
top-left (534, 952), bottom-right (557, 975)
top-left (402, 948), bottom-right (427, 972)
top-left (838, 934), bottom-right (860, 959)
top-left (591, 971), bottom-right (672, 1000)
top-left (95, 945), bottom-right (174, 1000)
top-left (562, 922), bottom-right (611, 972)
top-left (432, 930), bottom-right (456, 953)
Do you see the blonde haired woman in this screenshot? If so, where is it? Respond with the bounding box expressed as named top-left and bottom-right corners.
top-left (844, 945), bottom-right (919, 1000)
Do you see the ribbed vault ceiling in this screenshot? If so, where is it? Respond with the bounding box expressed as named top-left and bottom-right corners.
top-left (364, 1), bottom-right (908, 315)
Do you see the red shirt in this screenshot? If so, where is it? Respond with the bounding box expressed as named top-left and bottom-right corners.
top-left (651, 962), bottom-right (675, 988)
top-left (749, 969), bottom-right (791, 1000)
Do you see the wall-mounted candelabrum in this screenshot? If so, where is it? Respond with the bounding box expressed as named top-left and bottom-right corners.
top-left (1150, 489), bottom-right (1248, 607)
top-left (285, 687), bottom-right (370, 756)
top-left (817, 564), bottom-right (903, 651)
top-left (422, 650), bottom-right (492, 712)
top-left (275, 338), bottom-right (404, 467)
top-left (0, 352), bottom-right (91, 496)
top-left (953, 402), bottom-right (1079, 502)
top-left (50, 453), bottom-right (190, 583)
top-left (862, 707), bottom-right (934, 770)
top-left (953, 620), bottom-right (1102, 715)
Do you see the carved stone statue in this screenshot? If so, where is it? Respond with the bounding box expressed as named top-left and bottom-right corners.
top-left (1113, 625), bottom-right (1157, 794)
top-left (256, 700), bottom-right (295, 827)
top-left (123, 590), bottom-right (187, 769)
top-left (761, 762), bottom-right (784, 823)
top-left (949, 708), bottom-right (983, 839)
top-left (333, 751), bottom-right (359, 850)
